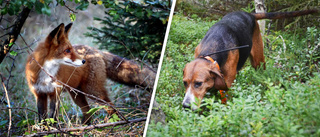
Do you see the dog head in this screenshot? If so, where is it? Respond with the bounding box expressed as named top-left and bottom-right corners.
top-left (182, 58), bottom-right (227, 110)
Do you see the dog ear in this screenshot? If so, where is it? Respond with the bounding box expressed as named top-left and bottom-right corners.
top-left (210, 69), bottom-right (228, 90)
top-left (64, 23), bottom-right (73, 38)
top-left (183, 65), bottom-right (187, 76)
top-left (182, 68), bottom-right (185, 76)
top-left (47, 23), bottom-right (65, 46)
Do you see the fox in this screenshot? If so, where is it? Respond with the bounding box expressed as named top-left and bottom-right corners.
top-left (25, 23), bottom-right (156, 124)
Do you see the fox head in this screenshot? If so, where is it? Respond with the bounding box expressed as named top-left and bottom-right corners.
top-left (43, 23), bottom-right (85, 67)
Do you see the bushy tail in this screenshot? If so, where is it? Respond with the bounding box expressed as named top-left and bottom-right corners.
top-left (253, 9), bottom-right (318, 20)
top-left (74, 45), bottom-right (156, 91)
top-left (102, 52), bottom-right (156, 91)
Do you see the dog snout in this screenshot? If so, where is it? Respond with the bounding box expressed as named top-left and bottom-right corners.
top-left (82, 59), bottom-right (86, 64)
top-left (183, 87), bottom-right (195, 109)
top-left (182, 98), bottom-right (191, 109)
top-left (182, 102), bottom-right (191, 109)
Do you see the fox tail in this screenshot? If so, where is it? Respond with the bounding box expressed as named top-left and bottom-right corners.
top-left (74, 45), bottom-right (156, 91)
top-left (102, 51), bottom-right (156, 91)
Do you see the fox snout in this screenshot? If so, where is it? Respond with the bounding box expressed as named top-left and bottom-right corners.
top-left (62, 57), bottom-right (85, 67)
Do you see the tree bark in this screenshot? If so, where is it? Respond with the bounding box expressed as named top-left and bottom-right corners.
top-left (0, 7), bottom-right (31, 64)
top-left (254, 0), bottom-right (266, 35)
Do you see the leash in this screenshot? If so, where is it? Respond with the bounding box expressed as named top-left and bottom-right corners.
top-left (199, 45), bottom-right (250, 57)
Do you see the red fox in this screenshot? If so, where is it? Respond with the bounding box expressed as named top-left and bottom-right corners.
top-left (25, 23), bottom-right (156, 123)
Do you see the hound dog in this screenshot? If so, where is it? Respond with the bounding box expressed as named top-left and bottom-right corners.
top-left (182, 10), bottom-right (318, 110)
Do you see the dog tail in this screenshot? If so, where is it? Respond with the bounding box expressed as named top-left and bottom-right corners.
top-left (253, 9), bottom-right (318, 20)
top-left (102, 51), bottom-right (156, 91)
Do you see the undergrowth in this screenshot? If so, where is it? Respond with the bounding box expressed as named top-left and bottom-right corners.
top-left (147, 14), bottom-right (320, 136)
top-left (0, 4), bottom-right (150, 136)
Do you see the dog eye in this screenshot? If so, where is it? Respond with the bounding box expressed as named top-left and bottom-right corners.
top-left (65, 49), bottom-right (71, 53)
top-left (194, 82), bottom-right (202, 88)
top-left (183, 81), bottom-right (188, 87)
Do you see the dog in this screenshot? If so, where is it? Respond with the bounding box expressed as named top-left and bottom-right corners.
top-left (25, 23), bottom-right (155, 123)
top-left (182, 10), bottom-right (318, 110)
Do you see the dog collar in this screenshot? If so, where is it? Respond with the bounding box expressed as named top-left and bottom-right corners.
top-left (204, 56), bottom-right (227, 104)
top-left (204, 56), bottom-right (220, 70)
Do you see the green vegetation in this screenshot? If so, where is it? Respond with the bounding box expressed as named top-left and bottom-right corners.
top-left (0, 0), bottom-right (165, 135)
top-left (86, 0), bottom-right (170, 64)
top-left (147, 14), bottom-right (320, 136)
top-left (175, 0), bottom-right (319, 30)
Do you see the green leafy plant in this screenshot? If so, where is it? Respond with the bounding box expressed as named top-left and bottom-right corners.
top-left (85, 0), bottom-right (170, 63)
top-left (0, 0), bottom-right (155, 135)
top-left (241, 1), bottom-right (255, 13)
top-left (147, 14), bottom-right (320, 136)
top-left (0, 0), bottom-right (90, 16)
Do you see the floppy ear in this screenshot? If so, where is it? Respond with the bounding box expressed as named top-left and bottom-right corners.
top-left (64, 23), bottom-right (73, 38)
top-left (182, 68), bottom-right (185, 76)
top-left (47, 23), bottom-right (65, 46)
top-left (210, 69), bottom-right (228, 90)
top-left (183, 64), bottom-right (187, 76)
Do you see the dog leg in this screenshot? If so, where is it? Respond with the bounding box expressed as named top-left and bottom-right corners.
top-left (250, 21), bottom-right (266, 69)
top-left (222, 50), bottom-right (239, 88)
top-left (219, 50), bottom-right (239, 103)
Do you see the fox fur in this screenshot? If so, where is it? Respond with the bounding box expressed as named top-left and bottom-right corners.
top-left (25, 23), bottom-right (156, 123)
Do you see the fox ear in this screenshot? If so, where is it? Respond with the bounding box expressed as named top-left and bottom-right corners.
top-left (47, 23), bottom-right (65, 46)
top-left (64, 23), bottom-right (73, 38)
top-left (210, 69), bottom-right (228, 90)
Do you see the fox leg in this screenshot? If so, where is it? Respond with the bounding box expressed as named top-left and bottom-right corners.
top-left (36, 93), bottom-right (48, 121)
top-left (68, 91), bottom-right (91, 124)
top-left (48, 93), bottom-right (60, 122)
top-left (99, 89), bottom-right (115, 116)
top-left (93, 88), bottom-right (115, 115)
top-left (85, 87), bottom-right (115, 115)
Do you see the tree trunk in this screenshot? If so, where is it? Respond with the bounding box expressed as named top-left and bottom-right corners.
top-left (254, 0), bottom-right (266, 35)
top-left (0, 7), bottom-right (31, 64)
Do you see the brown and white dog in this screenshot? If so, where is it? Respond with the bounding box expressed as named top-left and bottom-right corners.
top-left (182, 10), bottom-right (318, 110)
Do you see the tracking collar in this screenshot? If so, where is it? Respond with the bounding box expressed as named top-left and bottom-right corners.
top-left (204, 56), bottom-right (220, 70)
top-left (203, 56), bottom-right (227, 104)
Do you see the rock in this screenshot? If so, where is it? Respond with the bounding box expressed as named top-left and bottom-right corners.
top-left (150, 101), bottom-right (166, 124)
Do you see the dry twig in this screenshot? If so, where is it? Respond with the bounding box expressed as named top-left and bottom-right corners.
top-left (28, 117), bottom-right (146, 136)
top-left (0, 74), bottom-right (12, 137)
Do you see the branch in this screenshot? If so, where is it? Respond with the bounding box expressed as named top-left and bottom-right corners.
top-left (0, 7), bottom-right (31, 64)
top-left (28, 117), bottom-right (146, 136)
top-left (0, 73), bottom-right (12, 137)
top-left (63, 1), bottom-right (78, 14)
